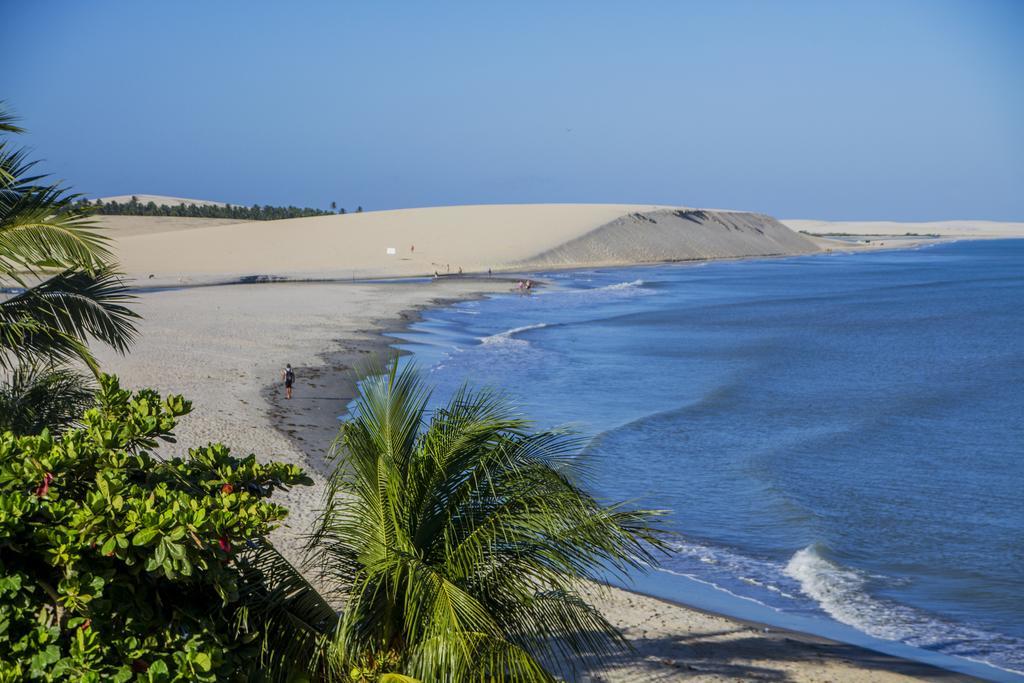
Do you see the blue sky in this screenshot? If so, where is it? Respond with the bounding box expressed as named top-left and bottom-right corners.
top-left (3, 1), bottom-right (1022, 219)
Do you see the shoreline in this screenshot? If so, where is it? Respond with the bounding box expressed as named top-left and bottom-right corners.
top-left (259, 277), bottom-right (513, 478)
top-left (256, 259), bottom-right (991, 682)
top-left (91, 247), bottom-right (1007, 681)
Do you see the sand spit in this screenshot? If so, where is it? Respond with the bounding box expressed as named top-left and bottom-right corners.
top-left (526, 209), bottom-right (819, 267)
top-left (783, 218), bottom-right (1024, 238)
top-left (108, 203), bottom-right (821, 284)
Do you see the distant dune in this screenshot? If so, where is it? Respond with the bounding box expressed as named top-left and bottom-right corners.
top-left (783, 218), bottom-right (1024, 238)
top-left (106, 203), bottom-right (821, 283)
top-left (94, 215), bottom-right (248, 238)
top-left (96, 194), bottom-right (229, 207)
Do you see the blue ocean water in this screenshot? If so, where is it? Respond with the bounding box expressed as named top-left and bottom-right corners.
top-left (389, 240), bottom-right (1024, 680)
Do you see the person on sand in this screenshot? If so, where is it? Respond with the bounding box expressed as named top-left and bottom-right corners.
top-left (282, 364), bottom-right (295, 399)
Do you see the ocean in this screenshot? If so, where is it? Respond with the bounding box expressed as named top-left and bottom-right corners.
top-left (388, 239), bottom-right (1024, 681)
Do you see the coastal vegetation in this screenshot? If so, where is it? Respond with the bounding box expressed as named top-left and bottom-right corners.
top-left (0, 364), bottom-right (669, 682)
top-left (0, 103), bottom-right (322, 681)
top-left (82, 197), bottom-right (338, 221)
top-left (0, 377), bottom-right (315, 680)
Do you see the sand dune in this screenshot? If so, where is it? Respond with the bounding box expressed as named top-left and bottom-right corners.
top-left (96, 194), bottom-right (229, 207)
top-left (109, 204), bottom-right (819, 283)
top-left (94, 215), bottom-right (248, 238)
top-left (527, 209), bottom-right (818, 267)
top-left (783, 218), bottom-right (1024, 238)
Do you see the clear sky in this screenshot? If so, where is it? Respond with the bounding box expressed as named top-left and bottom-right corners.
top-left (3, 1), bottom-right (1022, 220)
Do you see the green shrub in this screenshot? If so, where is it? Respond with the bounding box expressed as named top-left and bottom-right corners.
top-left (0, 375), bottom-right (314, 681)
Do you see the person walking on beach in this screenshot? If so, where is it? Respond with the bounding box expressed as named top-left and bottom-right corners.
top-left (282, 363), bottom-right (295, 400)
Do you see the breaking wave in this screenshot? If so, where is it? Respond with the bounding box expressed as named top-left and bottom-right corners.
top-left (479, 322), bottom-right (549, 347)
top-left (786, 545), bottom-right (1024, 675)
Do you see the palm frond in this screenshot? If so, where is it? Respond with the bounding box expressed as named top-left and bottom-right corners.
top-left (0, 143), bottom-right (108, 276)
top-left (0, 102), bottom-right (25, 134)
top-left (0, 267), bottom-right (139, 371)
top-left (307, 360), bottom-right (671, 681)
top-left (233, 539), bottom-right (339, 683)
top-left (0, 361), bottom-right (94, 435)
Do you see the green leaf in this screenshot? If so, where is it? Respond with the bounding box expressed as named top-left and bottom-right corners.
top-left (165, 541), bottom-right (185, 561)
top-left (193, 652), bottom-right (211, 672)
top-left (132, 528), bottom-right (158, 546)
top-left (154, 539), bottom-right (167, 566)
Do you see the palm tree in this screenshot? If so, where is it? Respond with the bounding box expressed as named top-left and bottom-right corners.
top-left (1, 101), bottom-right (138, 430)
top-left (300, 362), bottom-right (668, 681)
top-left (0, 101), bottom-right (138, 373)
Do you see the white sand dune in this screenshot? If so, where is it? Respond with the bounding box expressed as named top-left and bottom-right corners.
top-left (784, 218), bottom-right (1024, 238)
top-left (109, 203), bottom-right (819, 282)
top-left (96, 194), bottom-right (229, 207)
top-left (95, 215), bottom-right (249, 238)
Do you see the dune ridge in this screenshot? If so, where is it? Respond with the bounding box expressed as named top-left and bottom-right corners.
top-left (525, 208), bottom-right (819, 267)
top-left (107, 203), bottom-right (819, 283)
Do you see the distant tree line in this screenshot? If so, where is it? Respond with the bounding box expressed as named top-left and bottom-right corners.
top-left (78, 196), bottom-right (363, 220)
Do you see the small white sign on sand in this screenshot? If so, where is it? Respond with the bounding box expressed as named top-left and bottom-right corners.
top-left (386, 247), bottom-right (397, 255)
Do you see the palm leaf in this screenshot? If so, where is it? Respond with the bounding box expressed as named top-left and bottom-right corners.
top-left (233, 539), bottom-right (340, 683)
top-left (0, 102), bottom-right (25, 134)
top-left (0, 144), bottom-right (109, 277)
top-left (307, 360), bottom-right (670, 681)
top-left (0, 360), bottom-right (94, 435)
top-left (0, 267), bottom-right (139, 371)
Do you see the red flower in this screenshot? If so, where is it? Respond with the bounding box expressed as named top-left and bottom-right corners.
top-left (221, 483), bottom-right (234, 495)
top-left (80, 619), bottom-right (92, 631)
top-left (35, 472), bottom-right (53, 498)
top-left (218, 537), bottom-right (231, 553)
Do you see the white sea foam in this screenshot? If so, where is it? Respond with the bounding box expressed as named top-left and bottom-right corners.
top-left (651, 565), bottom-right (780, 610)
top-left (479, 322), bottom-right (548, 347)
top-left (667, 539), bottom-right (802, 602)
top-left (785, 545), bottom-right (1024, 674)
top-left (602, 278), bottom-right (646, 290)
top-left (650, 540), bottom-right (1024, 675)
top-left (785, 546), bottom-right (900, 635)
top-left (536, 278), bottom-right (653, 298)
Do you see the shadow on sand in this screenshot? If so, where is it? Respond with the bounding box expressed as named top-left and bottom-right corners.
top-left (551, 626), bottom-right (980, 682)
